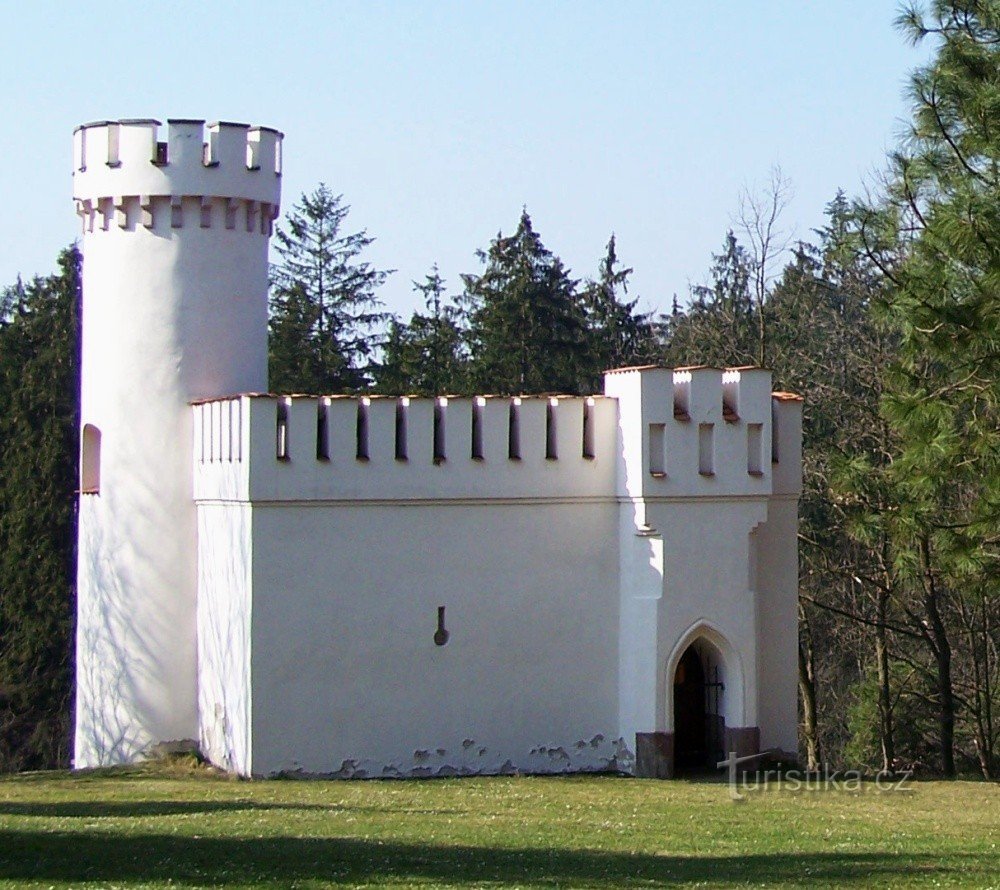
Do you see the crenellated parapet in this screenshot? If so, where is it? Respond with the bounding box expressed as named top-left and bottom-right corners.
top-left (73, 118), bottom-right (282, 234)
top-left (193, 393), bottom-right (618, 503)
top-left (192, 369), bottom-right (803, 506)
top-left (604, 365), bottom-right (800, 500)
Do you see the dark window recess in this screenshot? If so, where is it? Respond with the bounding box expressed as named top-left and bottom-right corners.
top-left (582, 399), bottom-right (596, 459)
top-left (356, 400), bottom-right (370, 460)
top-left (471, 399), bottom-right (485, 460)
top-left (395, 400), bottom-right (408, 461)
top-left (317, 401), bottom-right (330, 460)
top-left (545, 400), bottom-right (558, 459)
top-left (433, 401), bottom-right (446, 464)
top-left (154, 141), bottom-right (168, 165)
top-left (508, 400), bottom-right (521, 460)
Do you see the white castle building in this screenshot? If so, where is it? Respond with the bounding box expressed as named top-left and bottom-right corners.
top-left (72, 118), bottom-right (802, 778)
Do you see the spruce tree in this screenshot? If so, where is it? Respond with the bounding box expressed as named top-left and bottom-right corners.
top-left (375, 267), bottom-right (465, 395)
top-left (581, 234), bottom-right (658, 387)
top-left (0, 247), bottom-right (80, 771)
top-left (269, 185), bottom-right (391, 392)
top-left (462, 210), bottom-right (591, 395)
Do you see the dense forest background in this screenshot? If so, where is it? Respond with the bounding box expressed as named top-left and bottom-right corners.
top-left (2, 1), bottom-right (999, 779)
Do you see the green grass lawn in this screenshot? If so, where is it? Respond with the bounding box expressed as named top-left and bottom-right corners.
top-left (0, 762), bottom-right (997, 888)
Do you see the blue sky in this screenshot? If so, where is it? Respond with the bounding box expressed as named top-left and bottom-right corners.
top-left (1, 1), bottom-right (929, 318)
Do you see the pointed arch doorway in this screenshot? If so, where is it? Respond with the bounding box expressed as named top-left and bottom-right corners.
top-left (672, 641), bottom-right (725, 771)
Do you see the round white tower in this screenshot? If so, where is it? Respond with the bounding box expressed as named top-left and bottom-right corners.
top-left (73, 118), bottom-right (282, 766)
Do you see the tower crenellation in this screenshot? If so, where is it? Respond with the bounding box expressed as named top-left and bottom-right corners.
top-left (73, 118), bottom-right (282, 235)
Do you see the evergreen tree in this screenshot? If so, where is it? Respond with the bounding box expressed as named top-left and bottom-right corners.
top-left (462, 210), bottom-right (591, 395)
top-left (663, 230), bottom-right (756, 367)
top-left (581, 235), bottom-right (658, 387)
top-left (269, 185), bottom-right (392, 392)
top-left (375, 266), bottom-right (465, 395)
top-left (0, 247), bottom-right (80, 771)
top-left (856, 0), bottom-right (1000, 777)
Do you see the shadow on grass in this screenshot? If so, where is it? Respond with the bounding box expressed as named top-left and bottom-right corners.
top-left (0, 830), bottom-right (978, 887)
top-left (0, 800), bottom-right (469, 818)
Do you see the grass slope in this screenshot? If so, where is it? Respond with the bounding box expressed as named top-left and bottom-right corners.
top-left (0, 764), bottom-right (997, 888)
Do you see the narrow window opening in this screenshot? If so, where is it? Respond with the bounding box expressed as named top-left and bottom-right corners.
top-left (747, 422), bottom-right (764, 475)
top-left (508, 398), bottom-right (522, 460)
top-left (317, 399), bottom-right (330, 460)
top-left (395, 398), bottom-right (409, 461)
top-left (81, 424), bottom-right (102, 494)
top-left (698, 423), bottom-right (715, 476)
top-left (154, 140), bottom-right (168, 165)
top-left (648, 423), bottom-right (666, 477)
top-left (276, 399), bottom-right (290, 460)
top-left (545, 398), bottom-right (558, 460)
top-left (471, 397), bottom-right (485, 460)
top-left (582, 397), bottom-right (596, 459)
top-left (433, 398), bottom-right (447, 465)
top-left (356, 398), bottom-right (370, 461)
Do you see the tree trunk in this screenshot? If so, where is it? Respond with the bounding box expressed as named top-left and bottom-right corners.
top-left (875, 585), bottom-right (896, 774)
top-left (919, 535), bottom-right (956, 778)
top-left (798, 605), bottom-right (823, 770)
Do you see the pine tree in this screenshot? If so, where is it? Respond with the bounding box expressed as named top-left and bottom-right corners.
top-left (462, 210), bottom-right (591, 395)
top-left (858, 0), bottom-right (1000, 777)
top-left (269, 185), bottom-right (391, 392)
top-left (0, 247), bottom-right (80, 771)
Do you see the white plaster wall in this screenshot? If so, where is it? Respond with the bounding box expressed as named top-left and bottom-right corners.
top-left (651, 499), bottom-right (768, 732)
top-left (753, 498), bottom-right (800, 753)
top-left (247, 501), bottom-right (622, 777)
top-left (754, 398), bottom-right (803, 753)
top-left (73, 118), bottom-right (278, 766)
top-left (197, 504), bottom-right (253, 774)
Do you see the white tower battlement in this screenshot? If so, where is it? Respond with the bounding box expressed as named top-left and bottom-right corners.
top-left (74, 116), bottom-right (282, 768)
top-left (73, 119), bottom-right (281, 234)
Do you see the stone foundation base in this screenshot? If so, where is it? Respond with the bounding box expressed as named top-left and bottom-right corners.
top-left (635, 732), bottom-right (674, 778)
top-left (723, 726), bottom-right (761, 762)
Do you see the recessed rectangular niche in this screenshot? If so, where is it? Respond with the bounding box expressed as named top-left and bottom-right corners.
top-left (648, 423), bottom-right (666, 477)
top-left (80, 424), bottom-right (101, 494)
top-left (276, 400), bottom-right (290, 461)
top-left (545, 399), bottom-right (558, 460)
top-left (356, 399), bottom-right (370, 461)
top-left (582, 398), bottom-right (596, 459)
top-left (433, 399), bottom-right (446, 465)
top-left (508, 399), bottom-right (521, 460)
top-left (698, 423), bottom-right (715, 476)
top-left (471, 398), bottom-right (485, 460)
top-left (747, 422), bottom-right (764, 475)
top-left (395, 398), bottom-right (408, 461)
top-left (317, 400), bottom-right (330, 461)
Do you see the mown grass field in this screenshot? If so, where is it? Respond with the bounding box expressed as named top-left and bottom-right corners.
top-left (0, 763), bottom-right (997, 888)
